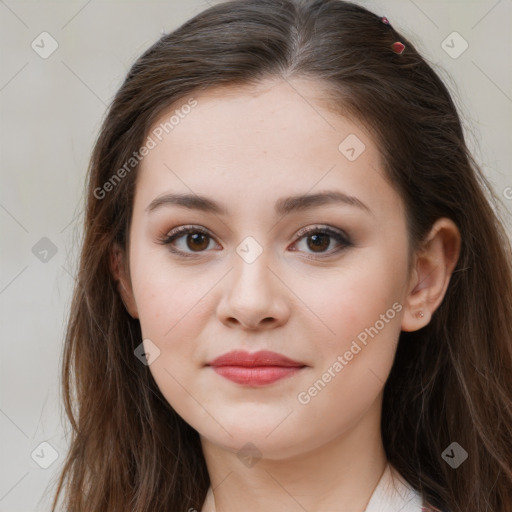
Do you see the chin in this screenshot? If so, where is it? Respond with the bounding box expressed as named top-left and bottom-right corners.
top-left (199, 422), bottom-right (313, 462)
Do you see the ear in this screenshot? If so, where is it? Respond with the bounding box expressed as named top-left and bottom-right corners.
top-left (109, 242), bottom-right (139, 319)
top-left (401, 218), bottom-right (461, 332)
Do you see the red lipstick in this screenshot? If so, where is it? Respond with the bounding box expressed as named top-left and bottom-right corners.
top-left (207, 350), bottom-right (306, 386)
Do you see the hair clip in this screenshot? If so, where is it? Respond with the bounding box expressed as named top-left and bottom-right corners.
top-left (380, 16), bottom-right (390, 25)
top-left (391, 41), bottom-right (405, 54)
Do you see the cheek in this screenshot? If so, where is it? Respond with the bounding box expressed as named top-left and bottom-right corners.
top-left (294, 248), bottom-right (406, 400)
top-left (292, 270), bottom-right (403, 439)
top-left (136, 279), bottom-right (209, 347)
top-left (295, 252), bottom-right (406, 346)
top-left (130, 241), bottom-right (211, 338)
top-left (131, 270), bottom-right (214, 421)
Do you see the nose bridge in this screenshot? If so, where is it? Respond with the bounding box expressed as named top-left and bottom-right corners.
top-left (230, 236), bottom-right (275, 304)
top-left (217, 235), bottom-right (288, 329)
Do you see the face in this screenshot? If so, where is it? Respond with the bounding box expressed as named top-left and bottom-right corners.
top-left (119, 78), bottom-right (415, 460)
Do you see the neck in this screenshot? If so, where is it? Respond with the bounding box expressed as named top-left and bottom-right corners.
top-left (200, 395), bottom-right (387, 512)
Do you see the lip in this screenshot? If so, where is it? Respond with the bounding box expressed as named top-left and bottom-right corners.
top-left (208, 350), bottom-right (304, 368)
top-left (206, 350), bottom-right (306, 386)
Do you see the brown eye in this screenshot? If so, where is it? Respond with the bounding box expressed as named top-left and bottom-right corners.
top-left (186, 232), bottom-right (210, 251)
top-left (306, 233), bottom-right (331, 252)
top-left (293, 226), bottom-right (352, 258)
top-left (158, 224), bottom-right (352, 260)
top-left (158, 226), bottom-right (217, 257)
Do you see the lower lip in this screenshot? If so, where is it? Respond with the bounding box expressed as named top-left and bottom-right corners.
top-left (210, 365), bottom-right (304, 386)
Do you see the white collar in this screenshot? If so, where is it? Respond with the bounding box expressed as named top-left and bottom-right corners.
top-left (364, 464), bottom-right (424, 512)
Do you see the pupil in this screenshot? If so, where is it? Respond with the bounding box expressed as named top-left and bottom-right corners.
top-left (308, 234), bottom-right (329, 252)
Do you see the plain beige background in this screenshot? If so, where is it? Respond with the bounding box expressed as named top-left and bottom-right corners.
top-left (0, 0), bottom-right (511, 510)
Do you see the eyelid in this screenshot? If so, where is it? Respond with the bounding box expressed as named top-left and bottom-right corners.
top-left (293, 224), bottom-right (349, 241)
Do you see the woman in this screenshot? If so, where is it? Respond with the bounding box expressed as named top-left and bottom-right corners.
top-left (51, 1), bottom-right (512, 511)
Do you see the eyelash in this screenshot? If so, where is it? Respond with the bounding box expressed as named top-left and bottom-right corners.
top-left (156, 224), bottom-right (353, 260)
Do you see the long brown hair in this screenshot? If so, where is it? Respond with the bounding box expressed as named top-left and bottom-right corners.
top-left (51, 1), bottom-right (512, 510)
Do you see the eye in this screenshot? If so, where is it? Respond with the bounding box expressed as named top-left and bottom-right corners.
top-left (156, 225), bottom-right (219, 257)
top-left (156, 224), bottom-right (352, 259)
top-left (291, 225), bottom-right (352, 258)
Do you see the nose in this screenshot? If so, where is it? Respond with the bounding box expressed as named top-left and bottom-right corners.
top-left (216, 250), bottom-right (291, 331)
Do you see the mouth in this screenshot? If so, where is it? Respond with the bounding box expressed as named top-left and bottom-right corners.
top-left (206, 350), bottom-right (307, 387)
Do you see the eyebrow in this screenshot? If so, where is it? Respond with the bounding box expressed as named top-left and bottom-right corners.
top-left (145, 190), bottom-right (372, 216)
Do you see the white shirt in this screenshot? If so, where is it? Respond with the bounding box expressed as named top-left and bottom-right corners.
top-left (364, 464), bottom-right (426, 512)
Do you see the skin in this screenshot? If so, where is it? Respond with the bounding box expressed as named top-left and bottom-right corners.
top-left (112, 77), bottom-right (461, 512)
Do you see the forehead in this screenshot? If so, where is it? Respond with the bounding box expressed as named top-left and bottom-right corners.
top-left (134, 78), bottom-right (398, 218)
top-left (145, 78), bottom-right (361, 152)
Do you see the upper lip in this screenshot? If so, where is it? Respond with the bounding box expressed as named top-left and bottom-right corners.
top-left (207, 350), bottom-right (305, 368)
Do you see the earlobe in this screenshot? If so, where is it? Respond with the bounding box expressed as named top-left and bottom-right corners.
top-left (401, 218), bottom-right (461, 332)
top-left (109, 243), bottom-right (139, 319)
